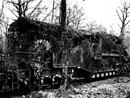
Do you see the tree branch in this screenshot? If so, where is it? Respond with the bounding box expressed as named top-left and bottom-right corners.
top-left (116, 10), bottom-right (123, 22)
top-left (7, 0), bottom-right (19, 10)
top-left (0, 0), bottom-right (5, 18)
top-left (42, 4), bottom-right (60, 21)
top-left (27, 0), bottom-right (42, 18)
top-left (8, 8), bottom-right (18, 18)
top-left (125, 19), bottom-right (130, 26)
top-left (116, 1), bottom-right (130, 37)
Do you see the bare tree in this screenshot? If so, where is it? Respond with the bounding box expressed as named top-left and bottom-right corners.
top-left (60, 0), bottom-right (86, 96)
top-left (116, 1), bottom-right (130, 81)
top-left (96, 24), bottom-right (107, 32)
top-left (86, 21), bottom-right (98, 33)
top-left (109, 23), bottom-right (117, 35)
top-left (60, 0), bottom-right (68, 92)
top-left (116, 1), bottom-right (130, 39)
top-left (6, 0), bottom-right (48, 19)
top-left (66, 4), bottom-right (86, 29)
top-left (85, 21), bottom-right (107, 33)
top-left (0, 0), bottom-right (6, 29)
top-left (48, 2), bottom-right (87, 28)
top-left (0, 0), bottom-right (5, 52)
top-left (0, 0), bottom-right (9, 53)
top-left (42, 0), bottom-right (60, 23)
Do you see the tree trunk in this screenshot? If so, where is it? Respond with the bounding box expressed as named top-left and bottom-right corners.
top-left (60, 0), bottom-right (69, 91)
top-left (18, 0), bottom-right (22, 18)
top-left (117, 24), bottom-right (125, 82)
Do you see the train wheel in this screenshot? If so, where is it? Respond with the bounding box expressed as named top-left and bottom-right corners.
top-left (52, 74), bottom-right (61, 89)
top-left (42, 76), bottom-right (53, 89)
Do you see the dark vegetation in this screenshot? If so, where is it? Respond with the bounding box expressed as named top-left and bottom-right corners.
top-left (8, 17), bottom-right (82, 52)
top-left (7, 17), bottom-right (128, 71)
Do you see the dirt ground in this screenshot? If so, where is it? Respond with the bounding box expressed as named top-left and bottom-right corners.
top-left (4, 75), bottom-right (130, 98)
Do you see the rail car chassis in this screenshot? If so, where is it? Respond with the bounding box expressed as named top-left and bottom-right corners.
top-left (0, 52), bottom-right (130, 94)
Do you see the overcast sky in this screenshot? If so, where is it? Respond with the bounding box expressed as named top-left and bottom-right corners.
top-left (71, 0), bottom-right (130, 34)
top-left (53, 0), bottom-right (130, 35)
top-left (1, 0), bottom-right (130, 35)
top-left (75, 0), bottom-right (118, 26)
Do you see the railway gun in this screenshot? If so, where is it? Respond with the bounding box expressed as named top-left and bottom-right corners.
top-left (0, 38), bottom-right (130, 93)
top-left (1, 17), bottom-right (130, 94)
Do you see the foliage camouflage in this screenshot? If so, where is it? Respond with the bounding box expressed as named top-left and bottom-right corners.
top-left (7, 17), bottom-right (128, 71)
top-left (8, 17), bottom-right (126, 54)
top-left (8, 17), bottom-right (83, 53)
top-left (70, 32), bottom-right (127, 71)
